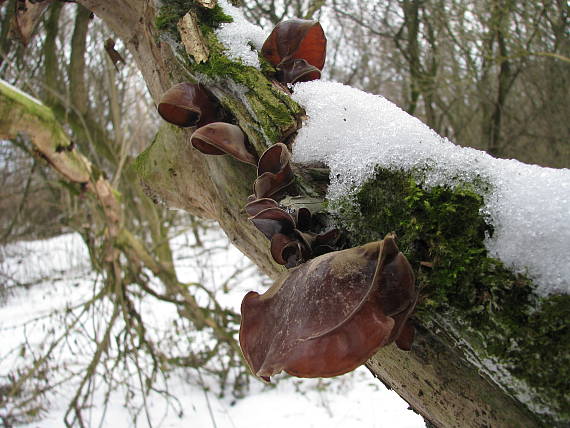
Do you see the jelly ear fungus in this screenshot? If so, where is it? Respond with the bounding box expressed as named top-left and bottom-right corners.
top-left (239, 235), bottom-right (417, 381)
top-left (157, 82), bottom-right (218, 128)
top-left (261, 18), bottom-right (327, 70)
top-left (261, 18), bottom-right (327, 84)
top-left (246, 143), bottom-right (341, 268)
top-left (277, 59), bottom-right (321, 84)
top-left (254, 143), bottom-right (295, 199)
top-left (190, 122), bottom-right (257, 165)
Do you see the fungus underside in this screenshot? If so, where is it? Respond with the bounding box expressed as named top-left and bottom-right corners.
top-left (332, 167), bottom-right (569, 421)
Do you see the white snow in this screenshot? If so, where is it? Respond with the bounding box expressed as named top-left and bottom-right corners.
top-left (216, 0), bottom-right (267, 68)
top-left (291, 80), bottom-right (570, 296)
top-left (0, 78), bottom-right (44, 106)
top-left (1, 232), bottom-right (425, 428)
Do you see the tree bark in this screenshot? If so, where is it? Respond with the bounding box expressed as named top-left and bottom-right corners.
top-left (14, 1), bottom-right (567, 427)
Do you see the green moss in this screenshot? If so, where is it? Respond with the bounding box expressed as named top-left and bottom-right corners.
top-left (196, 5), bottom-right (233, 29)
top-left (189, 28), bottom-right (301, 146)
top-left (153, 1), bottom-right (300, 149)
top-left (131, 132), bottom-right (157, 179)
top-left (0, 80), bottom-right (56, 126)
top-left (335, 167), bottom-right (570, 421)
top-left (155, 1), bottom-right (232, 37)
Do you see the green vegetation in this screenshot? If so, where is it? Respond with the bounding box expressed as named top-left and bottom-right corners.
top-left (192, 18), bottom-right (301, 145)
top-left (334, 167), bottom-right (570, 420)
top-left (155, 1), bottom-right (232, 36)
top-left (153, 0), bottom-right (301, 148)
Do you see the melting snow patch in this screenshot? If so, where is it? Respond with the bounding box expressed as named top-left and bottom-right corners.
top-left (1, 78), bottom-right (43, 105)
top-left (216, 0), bottom-right (267, 68)
top-left (291, 80), bottom-right (570, 296)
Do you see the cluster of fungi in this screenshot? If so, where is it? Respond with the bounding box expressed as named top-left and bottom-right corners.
top-left (157, 18), bottom-right (418, 381)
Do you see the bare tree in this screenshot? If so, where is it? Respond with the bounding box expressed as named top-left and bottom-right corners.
top-left (324, 0), bottom-right (569, 166)
top-left (0, 2), bottom-right (252, 426)
top-left (0, 1), bottom-right (568, 427)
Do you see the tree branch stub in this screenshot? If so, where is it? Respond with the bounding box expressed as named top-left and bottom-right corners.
top-left (178, 10), bottom-right (209, 63)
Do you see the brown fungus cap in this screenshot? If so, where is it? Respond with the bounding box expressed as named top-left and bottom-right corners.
top-left (244, 198), bottom-right (279, 217)
top-left (277, 58), bottom-right (321, 84)
top-left (254, 143), bottom-right (294, 199)
top-left (246, 197), bottom-right (341, 268)
top-left (270, 233), bottom-right (303, 267)
top-left (157, 83), bottom-right (217, 128)
top-left (294, 206), bottom-right (312, 231)
top-left (239, 235), bottom-right (417, 381)
top-left (249, 207), bottom-right (296, 240)
top-left (257, 142), bottom-right (291, 175)
top-left (190, 122), bottom-right (257, 165)
top-left (261, 18), bottom-right (327, 71)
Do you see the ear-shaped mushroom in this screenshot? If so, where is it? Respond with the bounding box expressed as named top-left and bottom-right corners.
top-left (249, 207), bottom-right (296, 240)
top-left (314, 228), bottom-right (340, 247)
top-left (261, 18), bottom-right (327, 71)
top-left (257, 142), bottom-right (291, 175)
top-left (158, 83), bottom-right (217, 127)
top-left (276, 59), bottom-right (321, 84)
top-left (244, 198), bottom-right (279, 217)
top-left (246, 197), bottom-right (341, 268)
top-left (312, 228), bottom-right (341, 256)
top-left (270, 233), bottom-right (303, 268)
top-left (295, 207), bottom-right (312, 231)
top-left (239, 235), bottom-right (416, 381)
top-left (254, 143), bottom-right (294, 199)
top-left (190, 122), bottom-right (257, 165)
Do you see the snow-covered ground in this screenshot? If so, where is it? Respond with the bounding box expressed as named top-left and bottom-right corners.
top-left (0, 231), bottom-right (425, 428)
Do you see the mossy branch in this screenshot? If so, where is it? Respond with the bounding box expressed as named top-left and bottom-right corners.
top-left (68, 1), bottom-right (567, 427)
top-left (0, 79), bottom-right (91, 183)
top-left (337, 168), bottom-right (569, 427)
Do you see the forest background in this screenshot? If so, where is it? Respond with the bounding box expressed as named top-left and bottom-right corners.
top-left (0, 0), bottom-right (568, 426)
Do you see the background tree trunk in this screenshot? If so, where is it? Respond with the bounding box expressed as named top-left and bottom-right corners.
top-left (15, 1), bottom-right (566, 427)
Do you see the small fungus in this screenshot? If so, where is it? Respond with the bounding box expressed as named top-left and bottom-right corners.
top-left (254, 143), bottom-right (294, 199)
top-left (294, 206), bottom-right (312, 231)
top-left (247, 199), bottom-right (339, 267)
top-left (249, 207), bottom-right (296, 240)
top-left (190, 122), bottom-right (257, 165)
top-left (261, 18), bottom-right (327, 84)
top-left (244, 198), bottom-right (279, 217)
top-left (239, 235), bottom-right (417, 381)
top-left (310, 228), bottom-right (341, 256)
top-left (261, 18), bottom-right (327, 70)
top-left (270, 232), bottom-right (302, 267)
top-left (157, 82), bottom-right (217, 128)
top-left (277, 58), bottom-right (321, 84)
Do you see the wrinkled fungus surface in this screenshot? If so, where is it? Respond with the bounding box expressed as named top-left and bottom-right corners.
top-left (240, 236), bottom-right (416, 381)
